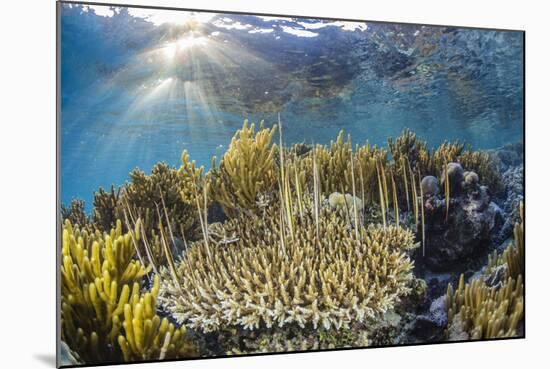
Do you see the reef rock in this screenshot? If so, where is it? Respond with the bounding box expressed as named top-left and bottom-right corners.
top-left (404, 295), bottom-right (448, 343)
top-left (447, 315), bottom-right (470, 341)
top-left (488, 142), bottom-right (524, 172)
top-left (493, 164), bottom-right (524, 244)
top-left (422, 183), bottom-right (502, 271)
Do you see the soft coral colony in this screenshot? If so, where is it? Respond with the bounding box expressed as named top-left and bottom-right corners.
top-left (60, 120), bottom-right (523, 364)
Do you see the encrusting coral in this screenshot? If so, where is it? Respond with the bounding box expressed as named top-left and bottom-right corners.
top-left (61, 220), bottom-right (198, 363)
top-left (60, 121), bottom-right (513, 361)
top-left (159, 201), bottom-right (418, 334)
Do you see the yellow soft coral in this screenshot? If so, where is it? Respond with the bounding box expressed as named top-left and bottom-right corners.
top-left (118, 276), bottom-right (198, 361)
top-left (61, 220), bottom-right (197, 364)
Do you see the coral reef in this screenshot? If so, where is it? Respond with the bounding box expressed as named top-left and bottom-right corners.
top-left (444, 202), bottom-right (524, 340)
top-left (159, 202), bottom-right (418, 333)
top-left (60, 220), bottom-right (197, 363)
top-left (60, 124), bottom-right (520, 363)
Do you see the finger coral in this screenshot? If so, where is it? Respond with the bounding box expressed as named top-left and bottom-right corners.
top-left (61, 219), bottom-right (149, 363)
top-left (117, 276), bottom-right (199, 361)
top-left (159, 204), bottom-right (418, 333)
top-left (445, 275), bottom-right (523, 340)
top-left (61, 220), bottom-right (197, 364)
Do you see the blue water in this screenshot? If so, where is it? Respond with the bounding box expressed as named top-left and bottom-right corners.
top-left (60, 4), bottom-right (524, 209)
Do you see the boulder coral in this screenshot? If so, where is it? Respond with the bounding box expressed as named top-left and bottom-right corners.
top-left (420, 176), bottom-right (440, 196)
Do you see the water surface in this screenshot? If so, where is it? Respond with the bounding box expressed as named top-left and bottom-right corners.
top-left (60, 4), bottom-right (524, 208)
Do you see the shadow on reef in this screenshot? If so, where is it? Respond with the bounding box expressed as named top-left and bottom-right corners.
top-left (60, 122), bottom-right (524, 365)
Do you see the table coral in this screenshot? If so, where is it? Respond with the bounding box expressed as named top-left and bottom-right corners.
top-left (159, 203), bottom-right (418, 333)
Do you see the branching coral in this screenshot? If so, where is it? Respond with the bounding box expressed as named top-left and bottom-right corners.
top-left (388, 129), bottom-right (427, 170)
top-left (92, 185), bottom-right (124, 232)
top-left (389, 130), bottom-right (504, 196)
top-left (61, 220), bottom-right (197, 364)
top-left (445, 275), bottom-right (523, 340)
top-left (159, 203), bottom-right (418, 333)
top-left (209, 121), bottom-right (278, 215)
top-left (289, 131), bottom-right (387, 204)
top-left (61, 198), bottom-right (91, 229)
top-left (123, 162), bottom-right (202, 262)
top-left (179, 150), bottom-right (210, 209)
